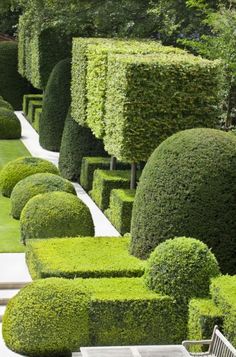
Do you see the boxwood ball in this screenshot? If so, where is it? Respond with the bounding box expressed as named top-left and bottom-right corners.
top-left (0, 108), bottom-right (21, 139)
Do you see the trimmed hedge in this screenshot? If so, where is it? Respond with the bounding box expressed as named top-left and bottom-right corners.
top-left (34, 107), bottom-right (42, 132)
top-left (105, 189), bottom-right (135, 235)
top-left (26, 237), bottom-right (146, 280)
top-left (20, 191), bottom-right (94, 243)
top-left (39, 58), bottom-right (71, 152)
top-left (0, 108), bottom-right (21, 139)
top-left (0, 157), bottom-right (59, 197)
top-left (27, 99), bottom-right (42, 123)
top-left (211, 275), bottom-right (236, 346)
top-left (22, 94), bottom-right (43, 116)
top-left (104, 54), bottom-right (222, 162)
top-left (90, 170), bottom-right (131, 211)
top-left (0, 99), bottom-right (13, 111)
top-left (2, 278), bottom-right (90, 357)
top-left (131, 128), bottom-right (236, 274)
top-left (11, 173), bottom-right (76, 219)
top-left (59, 110), bottom-right (107, 181)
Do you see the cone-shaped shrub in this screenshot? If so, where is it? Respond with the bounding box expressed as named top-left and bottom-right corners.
top-left (0, 108), bottom-right (21, 139)
top-left (59, 109), bottom-right (107, 181)
top-left (20, 191), bottom-right (94, 243)
top-left (130, 128), bottom-right (236, 275)
top-left (0, 157), bottom-right (59, 197)
top-left (11, 173), bottom-right (76, 219)
top-left (0, 99), bottom-right (13, 111)
top-left (39, 58), bottom-right (71, 151)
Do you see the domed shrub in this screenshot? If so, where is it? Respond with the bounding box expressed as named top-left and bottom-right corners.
top-left (20, 191), bottom-right (94, 243)
top-left (0, 108), bottom-right (21, 139)
top-left (130, 128), bottom-right (236, 274)
top-left (0, 99), bottom-right (13, 111)
top-left (39, 58), bottom-right (71, 152)
top-left (144, 237), bottom-right (220, 302)
top-left (0, 157), bottom-right (59, 197)
top-left (59, 109), bottom-right (107, 181)
top-left (2, 278), bottom-right (90, 357)
top-left (11, 173), bottom-right (76, 219)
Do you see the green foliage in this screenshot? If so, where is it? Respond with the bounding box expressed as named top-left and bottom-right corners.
top-left (0, 156), bottom-right (59, 197)
top-left (59, 110), bottom-right (107, 181)
top-left (27, 99), bottom-right (42, 123)
top-left (20, 191), bottom-right (94, 243)
top-left (0, 108), bottom-right (21, 139)
top-left (91, 170), bottom-right (131, 211)
top-left (211, 275), bottom-right (236, 346)
top-left (23, 94), bottom-right (43, 116)
top-left (144, 237), bottom-right (220, 303)
top-left (26, 237), bottom-right (146, 280)
top-left (104, 53), bottom-right (223, 162)
top-left (105, 189), bottom-right (135, 235)
top-left (11, 173), bottom-right (76, 219)
top-left (130, 128), bottom-right (236, 275)
top-left (39, 58), bottom-right (71, 151)
top-left (33, 107), bottom-right (42, 132)
top-left (2, 278), bottom-right (90, 357)
top-left (0, 99), bottom-right (13, 111)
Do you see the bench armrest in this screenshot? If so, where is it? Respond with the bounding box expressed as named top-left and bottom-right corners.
top-left (182, 340), bottom-right (212, 347)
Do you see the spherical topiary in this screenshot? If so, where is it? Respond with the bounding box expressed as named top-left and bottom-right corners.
top-left (59, 109), bottom-right (107, 181)
top-left (11, 173), bottom-right (76, 219)
top-left (0, 99), bottom-right (13, 111)
top-left (130, 128), bottom-right (236, 274)
top-left (144, 237), bottom-right (220, 302)
top-left (0, 107), bottom-right (21, 139)
top-left (0, 157), bottom-right (59, 197)
top-left (20, 191), bottom-right (94, 243)
top-left (2, 278), bottom-right (90, 357)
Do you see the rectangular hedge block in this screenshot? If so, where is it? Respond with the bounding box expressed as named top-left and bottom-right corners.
top-left (104, 53), bottom-right (223, 162)
top-left (26, 237), bottom-right (146, 280)
top-left (23, 94), bottom-right (43, 116)
top-left (90, 169), bottom-right (131, 211)
top-left (33, 107), bottom-right (42, 133)
top-left (105, 189), bottom-right (136, 235)
top-left (27, 99), bottom-right (43, 123)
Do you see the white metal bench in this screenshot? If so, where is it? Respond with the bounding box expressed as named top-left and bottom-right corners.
top-left (182, 325), bottom-right (236, 357)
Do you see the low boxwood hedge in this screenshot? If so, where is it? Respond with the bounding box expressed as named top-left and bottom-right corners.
top-left (23, 94), bottom-right (43, 116)
top-left (34, 107), bottom-right (42, 132)
top-left (27, 99), bottom-right (43, 123)
top-left (26, 237), bottom-right (146, 280)
top-left (0, 108), bottom-right (21, 139)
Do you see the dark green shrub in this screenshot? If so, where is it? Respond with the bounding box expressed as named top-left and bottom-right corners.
top-left (90, 170), bottom-right (131, 211)
top-left (26, 237), bottom-right (145, 280)
top-left (34, 107), bottom-right (42, 132)
top-left (2, 278), bottom-right (90, 357)
top-left (0, 99), bottom-right (13, 111)
top-left (27, 99), bottom-right (42, 123)
top-left (131, 128), bottom-right (236, 274)
top-left (105, 189), bottom-right (135, 235)
top-left (0, 108), bottom-right (21, 139)
top-left (59, 110), bottom-right (107, 181)
top-left (11, 173), bottom-right (76, 219)
top-left (20, 191), bottom-right (94, 243)
top-left (0, 157), bottom-right (59, 197)
top-left (23, 94), bottom-right (43, 116)
top-left (39, 58), bottom-right (71, 151)
top-left (144, 237), bottom-right (220, 303)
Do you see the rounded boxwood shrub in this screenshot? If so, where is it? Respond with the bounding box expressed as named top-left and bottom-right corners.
top-left (144, 237), bottom-right (220, 302)
top-left (59, 109), bottom-right (107, 181)
top-left (2, 278), bottom-right (90, 357)
top-left (11, 173), bottom-right (76, 219)
top-left (0, 108), bottom-right (21, 139)
top-left (20, 191), bottom-right (94, 243)
top-left (0, 157), bottom-right (59, 197)
top-left (0, 99), bottom-right (13, 111)
top-left (39, 58), bottom-right (71, 152)
top-left (130, 128), bottom-right (236, 274)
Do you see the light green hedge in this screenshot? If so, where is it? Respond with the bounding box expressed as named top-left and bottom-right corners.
top-left (27, 99), bottom-right (42, 123)
top-left (34, 107), bottom-right (42, 132)
top-left (23, 94), bottom-right (43, 116)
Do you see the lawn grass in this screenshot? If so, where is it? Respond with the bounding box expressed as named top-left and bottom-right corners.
top-left (0, 139), bottom-right (30, 252)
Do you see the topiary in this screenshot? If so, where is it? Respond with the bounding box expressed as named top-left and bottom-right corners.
top-left (39, 58), bottom-right (71, 152)
top-left (11, 173), bottom-right (76, 219)
top-left (130, 128), bottom-right (236, 274)
top-left (144, 237), bottom-right (220, 303)
top-left (0, 99), bottom-right (13, 111)
top-left (2, 278), bottom-right (90, 357)
top-left (0, 157), bottom-right (59, 197)
top-left (20, 191), bottom-right (94, 243)
top-left (0, 108), bottom-right (21, 139)
top-left (59, 109), bottom-right (107, 181)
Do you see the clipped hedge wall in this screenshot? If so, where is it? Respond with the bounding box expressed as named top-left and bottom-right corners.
top-left (2, 278), bottom-right (90, 357)
top-left (23, 94), bottom-right (43, 116)
top-left (131, 128), bottom-right (236, 275)
top-left (105, 189), bottom-right (135, 235)
top-left (39, 58), bottom-right (71, 152)
top-left (20, 191), bottom-right (94, 243)
top-left (27, 99), bottom-right (42, 123)
top-left (0, 108), bottom-right (21, 139)
top-left (90, 170), bottom-right (131, 211)
top-left (59, 110), bottom-right (107, 181)
top-left (34, 107), bottom-right (42, 132)
top-left (11, 173), bottom-right (76, 219)
top-left (26, 237), bottom-right (146, 280)
top-left (0, 157), bottom-right (59, 197)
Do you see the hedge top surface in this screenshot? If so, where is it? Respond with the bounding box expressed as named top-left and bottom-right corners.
top-left (0, 157), bottom-right (59, 197)
top-left (130, 128), bottom-right (236, 275)
top-left (0, 99), bottom-right (13, 111)
top-left (11, 173), bottom-right (76, 219)
top-left (211, 275), bottom-right (236, 307)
